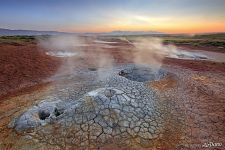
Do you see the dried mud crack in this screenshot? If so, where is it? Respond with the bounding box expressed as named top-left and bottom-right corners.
top-left (2, 64), bottom-right (225, 150)
top-left (6, 65), bottom-right (183, 149)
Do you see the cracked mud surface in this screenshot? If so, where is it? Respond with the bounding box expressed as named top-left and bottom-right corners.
top-left (9, 65), bottom-right (167, 148)
top-left (1, 63), bottom-right (224, 150)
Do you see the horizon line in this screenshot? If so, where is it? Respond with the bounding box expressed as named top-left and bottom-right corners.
top-left (1, 27), bottom-right (225, 35)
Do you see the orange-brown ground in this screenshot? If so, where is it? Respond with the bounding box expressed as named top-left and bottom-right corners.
top-left (147, 75), bottom-right (177, 91)
top-left (177, 45), bottom-right (225, 53)
top-left (164, 58), bottom-right (225, 73)
top-left (0, 42), bottom-right (61, 99)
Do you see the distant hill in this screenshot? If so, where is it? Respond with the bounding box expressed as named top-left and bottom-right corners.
top-left (83, 31), bottom-right (163, 36)
top-left (98, 30), bottom-right (163, 36)
top-left (0, 28), bottom-right (68, 36)
top-left (0, 28), bottom-right (163, 36)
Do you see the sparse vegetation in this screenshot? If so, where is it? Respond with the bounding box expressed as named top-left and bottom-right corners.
top-left (1, 34), bottom-right (225, 50)
top-left (0, 36), bottom-right (35, 44)
top-left (160, 34), bottom-right (225, 49)
top-left (104, 33), bottom-right (225, 51)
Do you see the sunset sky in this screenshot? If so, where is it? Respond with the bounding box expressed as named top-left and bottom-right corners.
top-left (0, 0), bottom-right (225, 33)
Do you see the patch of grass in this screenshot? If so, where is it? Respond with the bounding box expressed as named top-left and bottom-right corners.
top-left (163, 39), bottom-right (225, 47)
top-left (0, 36), bottom-right (36, 44)
top-left (160, 33), bottom-right (225, 48)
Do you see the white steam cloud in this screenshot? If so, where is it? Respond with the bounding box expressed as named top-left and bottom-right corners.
top-left (38, 35), bottom-right (179, 80)
top-left (39, 35), bottom-right (87, 51)
top-left (131, 38), bottom-right (177, 72)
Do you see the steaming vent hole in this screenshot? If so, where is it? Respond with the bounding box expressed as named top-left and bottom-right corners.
top-left (54, 108), bottom-right (64, 117)
top-left (119, 66), bottom-right (167, 82)
top-left (38, 110), bottom-right (50, 120)
top-left (88, 67), bottom-right (97, 71)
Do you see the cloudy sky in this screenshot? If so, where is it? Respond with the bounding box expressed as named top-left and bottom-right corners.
top-left (0, 0), bottom-right (225, 33)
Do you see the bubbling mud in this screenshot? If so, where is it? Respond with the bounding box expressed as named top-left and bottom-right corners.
top-left (119, 65), bottom-right (169, 82)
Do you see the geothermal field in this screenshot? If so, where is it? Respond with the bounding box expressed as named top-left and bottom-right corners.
top-left (0, 35), bottom-right (225, 149)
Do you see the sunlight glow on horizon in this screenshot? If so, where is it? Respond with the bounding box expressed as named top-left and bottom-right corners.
top-left (62, 14), bottom-right (225, 34)
top-left (1, 0), bottom-right (225, 34)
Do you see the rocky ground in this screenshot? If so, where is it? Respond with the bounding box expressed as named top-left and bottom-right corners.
top-left (0, 38), bottom-right (224, 150)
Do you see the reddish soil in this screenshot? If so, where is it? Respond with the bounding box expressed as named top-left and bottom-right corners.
top-left (0, 43), bottom-right (61, 99)
top-left (176, 45), bottom-right (225, 53)
top-left (147, 75), bottom-right (177, 91)
top-left (163, 58), bottom-right (225, 73)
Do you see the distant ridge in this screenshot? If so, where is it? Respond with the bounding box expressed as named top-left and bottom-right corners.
top-left (0, 28), bottom-right (68, 36)
top-left (98, 30), bottom-right (163, 36)
top-left (0, 28), bottom-right (163, 36)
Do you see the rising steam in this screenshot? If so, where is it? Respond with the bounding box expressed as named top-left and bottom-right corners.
top-left (38, 35), bottom-right (178, 80)
top-left (38, 35), bottom-right (87, 51)
top-left (131, 38), bottom-right (177, 72)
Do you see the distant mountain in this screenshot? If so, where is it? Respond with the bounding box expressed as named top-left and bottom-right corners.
top-left (0, 28), bottom-right (163, 36)
top-left (83, 30), bottom-right (163, 36)
top-left (100, 31), bottom-right (163, 36)
top-left (0, 28), bottom-right (68, 36)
